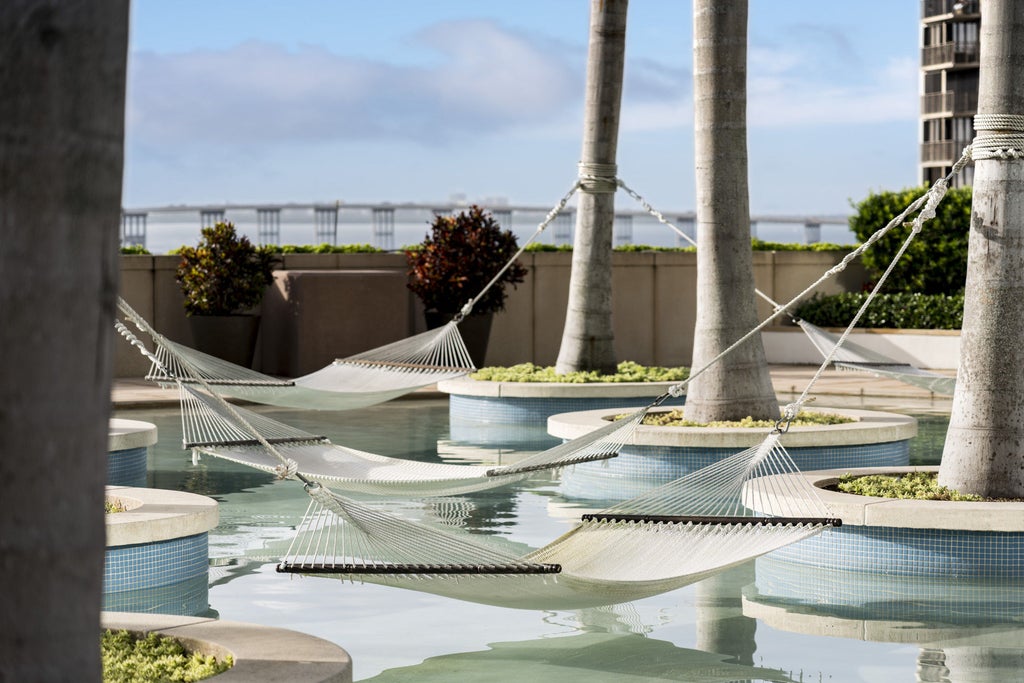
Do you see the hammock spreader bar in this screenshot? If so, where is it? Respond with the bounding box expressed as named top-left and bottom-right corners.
top-left (276, 561), bottom-right (562, 575)
top-left (184, 436), bottom-right (330, 450)
top-left (580, 513), bottom-right (843, 527)
top-left (172, 377), bottom-right (296, 387)
top-left (486, 450), bottom-right (619, 476)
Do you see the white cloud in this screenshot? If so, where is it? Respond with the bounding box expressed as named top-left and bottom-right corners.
top-left (126, 21), bottom-right (583, 149)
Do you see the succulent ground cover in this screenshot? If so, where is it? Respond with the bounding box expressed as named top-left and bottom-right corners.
top-left (638, 409), bottom-right (852, 429)
top-left (102, 630), bottom-right (232, 683)
top-left (836, 471), bottom-right (983, 501)
top-left (471, 361), bottom-right (689, 383)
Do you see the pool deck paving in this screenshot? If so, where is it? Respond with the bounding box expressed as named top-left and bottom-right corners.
top-left (111, 365), bottom-right (956, 410)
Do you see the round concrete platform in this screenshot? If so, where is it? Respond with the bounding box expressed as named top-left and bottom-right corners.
top-left (108, 418), bottom-right (159, 451)
top-left (547, 406), bottom-right (917, 448)
top-left (102, 611), bottom-right (352, 683)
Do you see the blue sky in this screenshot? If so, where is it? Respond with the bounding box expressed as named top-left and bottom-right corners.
top-left (123, 1), bottom-right (921, 217)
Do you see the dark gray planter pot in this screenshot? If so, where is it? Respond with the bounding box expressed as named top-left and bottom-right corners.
top-left (188, 314), bottom-right (261, 368)
top-left (425, 311), bottom-right (493, 368)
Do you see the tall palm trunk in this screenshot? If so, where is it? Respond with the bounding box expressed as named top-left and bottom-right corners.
top-left (0, 2), bottom-right (129, 679)
top-left (939, 0), bottom-right (1024, 498)
top-left (555, 0), bottom-right (628, 374)
top-left (684, 0), bottom-right (778, 423)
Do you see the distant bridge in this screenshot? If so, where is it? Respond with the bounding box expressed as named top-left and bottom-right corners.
top-left (119, 201), bottom-right (850, 252)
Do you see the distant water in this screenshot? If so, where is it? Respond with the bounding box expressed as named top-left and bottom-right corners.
top-left (131, 207), bottom-right (856, 255)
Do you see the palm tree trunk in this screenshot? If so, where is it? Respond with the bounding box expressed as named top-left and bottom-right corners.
top-left (0, 2), bottom-right (129, 679)
top-left (939, 0), bottom-right (1024, 498)
top-left (555, 0), bottom-right (628, 374)
top-left (684, 0), bottom-right (778, 423)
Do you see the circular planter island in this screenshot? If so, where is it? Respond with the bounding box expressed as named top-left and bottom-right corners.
top-left (108, 418), bottom-right (158, 486)
top-left (437, 377), bottom-right (686, 450)
top-left (546, 406), bottom-right (917, 501)
top-left (746, 465), bottom-right (1024, 579)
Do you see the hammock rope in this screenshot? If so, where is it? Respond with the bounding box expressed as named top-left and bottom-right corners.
top-left (617, 145), bottom-right (972, 417)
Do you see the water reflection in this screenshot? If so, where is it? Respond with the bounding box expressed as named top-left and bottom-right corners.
top-left (117, 402), bottom-right (1024, 681)
top-left (745, 555), bottom-right (1024, 683)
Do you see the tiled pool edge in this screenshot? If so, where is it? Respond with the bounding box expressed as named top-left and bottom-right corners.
top-left (105, 486), bottom-right (219, 614)
top-left (108, 418), bottom-right (158, 486)
top-left (102, 611), bottom-right (352, 683)
top-left (754, 466), bottom-right (1024, 577)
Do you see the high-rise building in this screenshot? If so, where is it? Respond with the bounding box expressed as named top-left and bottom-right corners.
top-left (920, 0), bottom-right (980, 187)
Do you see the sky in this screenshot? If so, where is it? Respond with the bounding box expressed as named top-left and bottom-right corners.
top-left (123, 1), bottom-right (922, 218)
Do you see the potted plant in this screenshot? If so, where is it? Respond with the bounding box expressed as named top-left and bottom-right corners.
top-left (405, 205), bottom-right (528, 366)
top-left (176, 221), bottom-right (278, 367)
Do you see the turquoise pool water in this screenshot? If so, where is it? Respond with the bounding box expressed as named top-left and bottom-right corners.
top-left (118, 399), bottom-right (1024, 682)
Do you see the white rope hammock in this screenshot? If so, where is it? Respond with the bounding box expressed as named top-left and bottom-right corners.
top-left (278, 432), bottom-right (838, 609)
top-left (177, 382), bottom-right (646, 497)
top-left (797, 320), bottom-right (955, 395)
top-left (117, 182), bottom-right (582, 411)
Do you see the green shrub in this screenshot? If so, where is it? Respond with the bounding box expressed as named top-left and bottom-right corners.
top-left (273, 243), bottom-right (383, 254)
top-left (751, 238), bottom-right (855, 252)
top-left (102, 630), bottom-right (232, 683)
top-left (175, 221), bottom-right (279, 316)
top-left (849, 185), bottom-right (972, 295)
top-left (794, 292), bottom-right (963, 329)
top-left (120, 245), bottom-right (151, 255)
top-left (524, 243), bottom-right (573, 252)
top-left (471, 361), bottom-right (689, 383)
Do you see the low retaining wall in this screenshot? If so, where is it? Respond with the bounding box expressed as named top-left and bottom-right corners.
top-left (763, 327), bottom-right (961, 370)
top-left (117, 251), bottom-right (868, 376)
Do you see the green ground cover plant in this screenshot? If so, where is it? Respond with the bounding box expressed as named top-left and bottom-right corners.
top-left (273, 243), bottom-right (382, 253)
top-left (836, 471), bottom-right (982, 501)
top-left (104, 499), bottom-right (127, 514)
top-left (102, 630), bottom-right (232, 683)
top-left (471, 361), bottom-right (689, 383)
top-left (638, 409), bottom-right (853, 428)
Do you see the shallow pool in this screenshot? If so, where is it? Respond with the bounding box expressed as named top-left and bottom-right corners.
top-left (118, 397), bottom-right (1024, 682)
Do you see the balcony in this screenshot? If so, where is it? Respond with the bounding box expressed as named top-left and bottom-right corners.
top-left (922, 42), bottom-right (980, 68)
top-left (922, 0), bottom-right (980, 20)
top-left (920, 89), bottom-right (978, 116)
top-left (920, 139), bottom-right (972, 163)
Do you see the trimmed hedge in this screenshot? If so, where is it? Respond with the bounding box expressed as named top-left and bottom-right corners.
top-left (849, 185), bottom-right (972, 295)
top-left (794, 292), bottom-right (964, 330)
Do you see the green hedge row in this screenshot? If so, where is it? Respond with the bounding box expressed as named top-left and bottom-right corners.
top-left (794, 292), bottom-right (964, 330)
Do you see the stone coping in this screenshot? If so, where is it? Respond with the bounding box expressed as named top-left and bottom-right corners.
top-left (740, 597), bottom-right (1024, 647)
top-left (749, 466), bottom-right (1024, 532)
top-left (437, 377), bottom-right (682, 399)
top-left (108, 418), bottom-right (158, 451)
top-left (547, 406), bottom-right (917, 448)
top-left (102, 611), bottom-right (352, 683)
top-left (106, 486), bottom-right (219, 547)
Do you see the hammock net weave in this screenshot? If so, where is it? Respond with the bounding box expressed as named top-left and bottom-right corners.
top-left (179, 383), bottom-right (646, 497)
top-left (798, 320), bottom-right (956, 395)
top-left (279, 432), bottom-right (839, 609)
top-left (122, 298), bottom-right (475, 411)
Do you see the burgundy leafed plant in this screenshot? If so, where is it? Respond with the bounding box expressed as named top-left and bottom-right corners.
top-left (406, 205), bottom-right (528, 318)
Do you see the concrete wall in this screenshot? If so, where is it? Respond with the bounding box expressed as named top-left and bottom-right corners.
top-left (115, 251), bottom-right (869, 377)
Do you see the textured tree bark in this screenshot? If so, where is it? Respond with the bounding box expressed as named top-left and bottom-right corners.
top-left (684, 0), bottom-right (778, 422)
top-left (555, 0), bottom-right (627, 374)
top-left (0, 2), bottom-right (128, 680)
top-left (939, 0), bottom-right (1024, 498)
